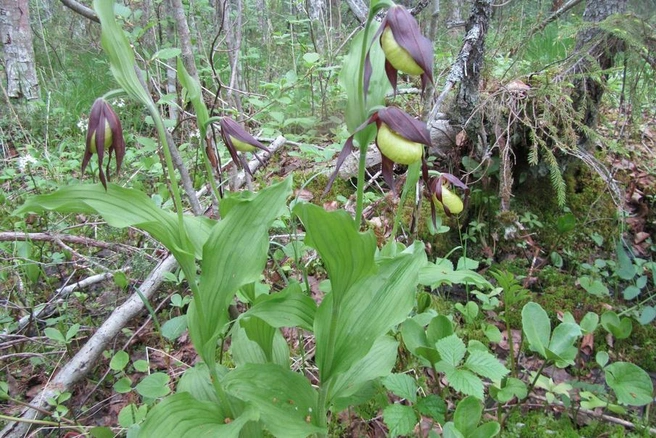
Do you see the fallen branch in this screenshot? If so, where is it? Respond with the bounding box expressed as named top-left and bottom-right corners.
top-left (0, 272), bottom-right (116, 342)
top-left (0, 232), bottom-right (141, 254)
top-left (0, 139), bottom-right (283, 437)
top-left (531, 394), bottom-right (656, 435)
top-left (0, 255), bottom-right (177, 438)
top-left (233, 135), bottom-right (287, 188)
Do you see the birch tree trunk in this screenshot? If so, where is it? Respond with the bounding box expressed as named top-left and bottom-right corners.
top-left (308, 0), bottom-right (327, 52)
top-left (0, 0), bottom-right (40, 100)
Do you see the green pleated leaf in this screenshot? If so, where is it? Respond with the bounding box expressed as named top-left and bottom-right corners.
top-left (294, 203), bottom-right (425, 393)
top-left (330, 335), bottom-right (398, 402)
top-left (139, 392), bottom-right (255, 437)
top-left (321, 243), bottom-right (425, 387)
top-left (293, 203), bottom-right (376, 301)
top-left (605, 362), bottom-right (654, 406)
top-left (189, 178), bottom-right (292, 364)
top-left (223, 363), bottom-right (325, 438)
top-left (94, 0), bottom-right (153, 105)
top-left (244, 282), bottom-right (316, 331)
top-left (15, 183), bottom-right (210, 285)
top-left (521, 302), bottom-right (550, 357)
top-left (177, 363), bottom-right (224, 404)
top-left (232, 316), bottom-right (290, 366)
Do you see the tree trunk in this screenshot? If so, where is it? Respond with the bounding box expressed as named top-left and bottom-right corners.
top-left (0, 0), bottom-right (40, 100)
top-left (570, 0), bottom-right (628, 141)
top-left (427, 0), bottom-right (491, 160)
top-left (427, 0), bottom-right (440, 42)
top-left (308, 0), bottom-right (327, 52)
top-left (219, 0), bottom-right (244, 112)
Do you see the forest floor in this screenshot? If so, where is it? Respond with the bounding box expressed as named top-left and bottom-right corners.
top-left (1, 108), bottom-right (655, 437)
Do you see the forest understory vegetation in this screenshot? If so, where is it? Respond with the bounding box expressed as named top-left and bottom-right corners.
top-left (0, 0), bottom-right (655, 437)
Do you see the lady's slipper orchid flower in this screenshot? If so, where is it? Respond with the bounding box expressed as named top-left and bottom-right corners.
top-left (327, 106), bottom-right (431, 192)
top-left (219, 117), bottom-right (269, 174)
top-left (365, 5), bottom-right (434, 94)
top-left (81, 98), bottom-right (125, 190)
top-left (428, 173), bottom-right (469, 220)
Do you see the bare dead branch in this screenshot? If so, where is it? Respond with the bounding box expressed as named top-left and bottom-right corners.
top-left (58, 0), bottom-right (99, 23)
top-left (0, 232), bottom-right (140, 254)
top-left (0, 256), bottom-right (176, 438)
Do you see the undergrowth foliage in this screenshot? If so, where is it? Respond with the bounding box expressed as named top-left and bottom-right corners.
top-left (3, 0), bottom-right (655, 437)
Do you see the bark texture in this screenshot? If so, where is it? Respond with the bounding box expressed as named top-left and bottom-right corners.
top-left (570, 0), bottom-right (628, 139)
top-left (427, 0), bottom-right (491, 157)
top-left (0, 0), bottom-right (39, 99)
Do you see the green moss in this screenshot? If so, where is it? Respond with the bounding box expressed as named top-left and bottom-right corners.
top-left (503, 409), bottom-right (640, 437)
top-left (610, 322), bottom-right (656, 372)
top-left (297, 172), bottom-right (354, 205)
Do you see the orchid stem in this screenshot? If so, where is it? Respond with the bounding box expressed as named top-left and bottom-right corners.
top-left (353, 13), bottom-right (376, 229)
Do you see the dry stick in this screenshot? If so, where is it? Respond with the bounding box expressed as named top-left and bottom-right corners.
top-left (0, 142), bottom-right (284, 438)
top-left (0, 232), bottom-right (142, 255)
top-left (0, 255), bottom-right (177, 438)
top-left (531, 394), bottom-right (656, 435)
top-left (0, 272), bottom-right (115, 342)
top-left (521, 0), bottom-right (584, 45)
top-left (232, 135), bottom-right (287, 189)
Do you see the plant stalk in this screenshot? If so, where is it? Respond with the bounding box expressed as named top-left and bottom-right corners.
top-left (353, 14), bottom-right (375, 228)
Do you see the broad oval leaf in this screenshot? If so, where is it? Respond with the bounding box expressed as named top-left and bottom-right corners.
top-left (135, 372), bottom-right (170, 399)
top-left (605, 362), bottom-right (654, 406)
top-left (223, 363), bottom-right (325, 438)
top-left (139, 392), bottom-right (256, 437)
top-left (521, 302), bottom-right (550, 357)
top-left (454, 395), bottom-right (482, 436)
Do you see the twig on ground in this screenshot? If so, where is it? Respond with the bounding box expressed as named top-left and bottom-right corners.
top-left (0, 232), bottom-right (142, 255)
top-left (0, 271), bottom-right (117, 342)
top-left (0, 255), bottom-right (177, 438)
top-left (0, 138), bottom-right (285, 437)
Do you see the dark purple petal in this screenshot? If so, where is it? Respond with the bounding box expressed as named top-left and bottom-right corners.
top-left (220, 117), bottom-right (268, 152)
top-left (427, 174), bottom-right (469, 217)
top-left (325, 136), bottom-right (357, 194)
top-left (384, 60), bottom-right (398, 94)
top-left (377, 107), bottom-right (431, 146)
top-left (386, 6), bottom-right (434, 88)
top-left (380, 154), bottom-right (396, 193)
